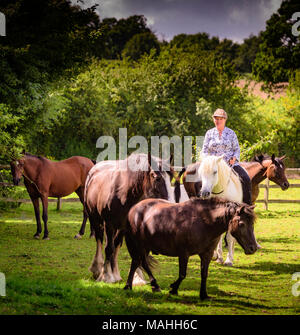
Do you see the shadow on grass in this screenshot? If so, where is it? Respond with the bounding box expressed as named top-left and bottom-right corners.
top-left (237, 261), bottom-right (299, 275)
top-left (256, 210), bottom-right (300, 219)
top-left (257, 236), bottom-right (300, 245)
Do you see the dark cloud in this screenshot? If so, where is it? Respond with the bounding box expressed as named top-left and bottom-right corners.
top-left (74, 0), bottom-right (283, 43)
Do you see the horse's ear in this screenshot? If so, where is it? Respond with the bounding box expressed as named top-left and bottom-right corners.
top-left (236, 205), bottom-right (245, 215)
top-left (148, 152), bottom-right (152, 168)
top-left (271, 154), bottom-right (276, 163)
top-left (254, 154), bottom-right (262, 162)
top-left (170, 153), bottom-right (174, 167)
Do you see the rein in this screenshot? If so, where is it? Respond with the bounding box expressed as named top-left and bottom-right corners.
top-left (22, 169), bottom-right (42, 195)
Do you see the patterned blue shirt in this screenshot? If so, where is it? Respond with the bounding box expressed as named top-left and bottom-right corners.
top-left (202, 127), bottom-right (240, 166)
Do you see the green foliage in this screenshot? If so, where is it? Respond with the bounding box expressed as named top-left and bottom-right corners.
top-left (98, 15), bottom-right (152, 59)
top-left (122, 32), bottom-right (160, 60)
top-left (35, 47), bottom-right (250, 159)
top-left (240, 89), bottom-right (300, 166)
top-left (234, 34), bottom-right (262, 73)
top-left (0, 103), bottom-right (25, 163)
top-left (253, 0), bottom-right (300, 84)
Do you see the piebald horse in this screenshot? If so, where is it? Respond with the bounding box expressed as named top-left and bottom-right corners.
top-left (84, 153), bottom-right (174, 284)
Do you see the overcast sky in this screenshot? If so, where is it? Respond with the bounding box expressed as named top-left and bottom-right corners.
top-left (74, 0), bottom-right (283, 43)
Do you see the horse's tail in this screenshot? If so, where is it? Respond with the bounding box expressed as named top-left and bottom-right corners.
top-left (224, 232), bottom-right (228, 249)
top-left (144, 254), bottom-right (159, 272)
top-left (174, 167), bottom-right (186, 203)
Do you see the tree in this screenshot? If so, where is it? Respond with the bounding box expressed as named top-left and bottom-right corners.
top-left (234, 34), bottom-right (262, 73)
top-left (252, 0), bottom-right (300, 83)
top-left (122, 32), bottom-right (160, 60)
top-left (99, 15), bottom-right (152, 59)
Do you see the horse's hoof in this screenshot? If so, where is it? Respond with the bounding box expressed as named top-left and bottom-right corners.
top-left (200, 295), bottom-right (211, 301)
top-left (224, 261), bottom-right (233, 267)
top-left (215, 258), bottom-right (224, 264)
top-left (100, 272), bottom-right (118, 283)
top-left (89, 234), bottom-right (95, 239)
top-left (74, 234), bottom-right (82, 239)
top-left (124, 284), bottom-right (132, 290)
top-left (113, 275), bottom-right (122, 282)
top-left (256, 243), bottom-right (263, 249)
top-left (42, 236), bottom-right (50, 240)
top-left (34, 234), bottom-right (40, 239)
top-left (152, 286), bottom-right (161, 293)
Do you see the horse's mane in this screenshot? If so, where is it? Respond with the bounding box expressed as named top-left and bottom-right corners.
top-left (201, 156), bottom-right (242, 194)
top-left (251, 154), bottom-right (271, 162)
top-left (115, 153), bottom-right (151, 205)
top-left (190, 197), bottom-right (256, 220)
top-left (24, 152), bottom-right (45, 160)
top-left (217, 158), bottom-right (241, 191)
top-left (92, 153), bottom-right (168, 212)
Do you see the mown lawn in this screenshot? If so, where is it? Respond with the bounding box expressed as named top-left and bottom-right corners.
top-left (0, 181), bottom-right (299, 315)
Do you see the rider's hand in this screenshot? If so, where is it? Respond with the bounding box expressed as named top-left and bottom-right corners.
top-left (229, 157), bottom-right (236, 166)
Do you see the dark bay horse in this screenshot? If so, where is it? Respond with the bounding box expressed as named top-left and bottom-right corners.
top-left (124, 197), bottom-right (257, 300)
top-left (10, 153), bottom-right (95, 239)
top-left (85, 153), bottom-right (174, 284)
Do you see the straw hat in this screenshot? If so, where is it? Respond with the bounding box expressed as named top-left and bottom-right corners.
top-left (212, 108), bottom-right (227, 119)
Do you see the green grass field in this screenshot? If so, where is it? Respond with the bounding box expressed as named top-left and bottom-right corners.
top-left (0, 181), bottom-right (299, 315)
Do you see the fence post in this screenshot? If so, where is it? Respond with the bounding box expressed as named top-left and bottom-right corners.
top-left (264, 178), bottom-right (269, 211)
top-left (56, 197), bottom-right (61, 211)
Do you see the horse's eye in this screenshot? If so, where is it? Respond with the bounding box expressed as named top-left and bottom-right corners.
top-left (213, 171), bottom-right (217, 175)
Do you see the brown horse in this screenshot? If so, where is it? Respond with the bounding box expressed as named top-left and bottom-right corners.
top-left (85, 153), bottom-right (174, 284)
top-left (240, 154), bottom-right (289, 202)
top-left (181, 154), bottom-right (289, 203)
top-left (124, 197), bottom-right (257, 300)
top-left (10, 153), bottom-right (95, 239)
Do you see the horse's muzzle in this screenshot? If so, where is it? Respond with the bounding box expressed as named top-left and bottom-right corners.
top-left (281, 181), bottom-right (289, 190)
top-left (200, 190), bottom-right (210, 198)
top-left (244, 244), bottom-right (257, 255)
